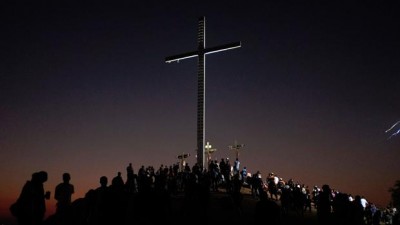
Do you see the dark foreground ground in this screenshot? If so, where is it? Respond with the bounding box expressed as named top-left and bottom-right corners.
top-left (174, 190), bottom-right (319, 225)
top-left (1, 189), bottom-right (318, 225)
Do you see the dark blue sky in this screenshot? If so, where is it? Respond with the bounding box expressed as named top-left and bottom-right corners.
top-left (1, 1), bottom-right (399, 217)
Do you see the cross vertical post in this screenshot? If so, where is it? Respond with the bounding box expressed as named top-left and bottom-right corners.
top-left (165, 16), bottom-right (241, 169)
top-left (197, 18), bottom-right (205, 169)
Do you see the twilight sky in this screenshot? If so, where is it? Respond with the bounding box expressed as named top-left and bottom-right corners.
top-left (1, 1), bottom-right (399, 220)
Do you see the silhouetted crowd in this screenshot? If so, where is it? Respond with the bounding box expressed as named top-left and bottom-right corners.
top-left (9, 158), bottom-right (400, 225)
top-left (250, 170), bottom-right (399, 225)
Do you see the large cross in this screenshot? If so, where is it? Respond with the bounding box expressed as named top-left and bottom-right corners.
top-left (165, 16), bottom-right (241, 169)
top-left (228, 140), bottom-right (245, 160)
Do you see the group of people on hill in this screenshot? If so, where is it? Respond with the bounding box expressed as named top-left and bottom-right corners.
top-left (247, 169), bottom-right (399, 225)
top-left (9, 159), bottom-right (399, 225)
top-left (9, 171), bottom-right (74, 225)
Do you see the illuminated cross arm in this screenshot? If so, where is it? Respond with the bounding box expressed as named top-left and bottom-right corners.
top-left (165, 16), bottom-right (241, 169)
top-left (228, 140), bottom-right (245, 159)
top-left (177, 153), bottom-right (190, 159)
top-left (165, 42), bottom-right (241, 63)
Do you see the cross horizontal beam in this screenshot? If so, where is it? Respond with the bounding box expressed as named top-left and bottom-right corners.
top-left (165, 50), bottom-right (198, 63)
top-left (204, 41), bottom-right (241, 55)
top-left (165, 41), bottom-right (241, 63)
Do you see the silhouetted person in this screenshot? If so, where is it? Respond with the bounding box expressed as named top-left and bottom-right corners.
top-left (317, 184), bottom-right (333, 225)
top-left (350, 195), bottom-right (366, 225)
top-left (98, 176), bottom-right (108, 190)
top-left (233, 158), bottom-right (240, 174)
top-left (372, 209), bottom-right (381, 225)
top-left (108, 171), bottom-right (129, 225)
top-left (125, 163), bottom-right (137, 193)
top-left (94, 176), bottom-right (109, 225)
top-left (112, 172), bottom-right (124, 188)
top-left (14, 171), bottom-right (50, 225)
top-left (241, 166), bottom-right (247, 184)
top-left (251, 171), bottom-right (263, 199)
top-left (55, 173), bottom-right (74, 216)
top-left (231, 173), bottom-right (243, 214)
top-left (127, 163), bottom-right (134, 179)
top-left (280, 185), bottom-right (291, 215)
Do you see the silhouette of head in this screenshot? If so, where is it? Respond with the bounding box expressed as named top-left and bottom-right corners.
top-left (63, 173), bottom-right (71, 183)
top-left (322, 184), bottom-right (331, 193)
top-left (100, 176), bottom-right (108, 187)
top-left (33, 171), bottom-right (48, 183)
